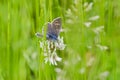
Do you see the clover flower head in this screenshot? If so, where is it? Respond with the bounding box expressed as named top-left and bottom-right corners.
top-left (44, 44), bottom-right (62, 65)
top-left (36, 33), bottom-right (66, 65)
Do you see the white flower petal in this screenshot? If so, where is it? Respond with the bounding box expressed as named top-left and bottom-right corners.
top-left (56, 56), bottom-right (62, 62)
top-left (39, 41), bottom-right (44, 48)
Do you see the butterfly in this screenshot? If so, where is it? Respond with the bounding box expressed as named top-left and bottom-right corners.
top-left (36, 17), bottom-right (62, 41)
top-left (47, 17), bottom-right (61, 41)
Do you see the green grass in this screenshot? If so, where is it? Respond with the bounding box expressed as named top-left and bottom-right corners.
top-left (0, 0), bottom-right (120, 80)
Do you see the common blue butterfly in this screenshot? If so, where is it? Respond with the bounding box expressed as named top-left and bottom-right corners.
top-left (35, 17), bottom-right (62, 41)
top-left (47, 17), bottom-right (62, 41)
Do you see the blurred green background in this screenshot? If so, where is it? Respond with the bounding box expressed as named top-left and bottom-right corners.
top-left (0, 0), bottom-right (120, 80)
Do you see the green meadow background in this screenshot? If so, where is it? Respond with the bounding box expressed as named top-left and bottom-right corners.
top-left (0, 0), bottom-right (120, 80)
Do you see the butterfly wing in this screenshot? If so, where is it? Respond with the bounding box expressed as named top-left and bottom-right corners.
top-left (51, 17), bottom-right (61, 37)
top-left (47, 22), bottom-right (52, 35)
top-left (47, 17), bottom-right (61, 40)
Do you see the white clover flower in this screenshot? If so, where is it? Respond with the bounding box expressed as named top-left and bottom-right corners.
top-left (47, 41), bottom-right (51, 51)
top-left (39, 38), bottom-right (65, 65)
top-left (89, 15), bottom-right (100, 21)
top-left (44, 52), bottom-right (47, 56)
top-left (55, 36), bottom-right (66, 50)
top-left (44, 52), bottom-right (62, 65)
top-left (36, 33), bottom-right (66, 65)
top-left (50, 53), bottom-right (62, 65)
top-left (84, 22), bottom-right (92, 27)
top-left (39, 41), bottom-right (44, 48)
top-left (50, 42), bottom-right (54, 49)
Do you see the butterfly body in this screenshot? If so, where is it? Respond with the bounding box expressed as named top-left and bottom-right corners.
top-left (47, 17), bottom-right (61, 41)
top-left (47, 33), bottom-right (58, 40)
